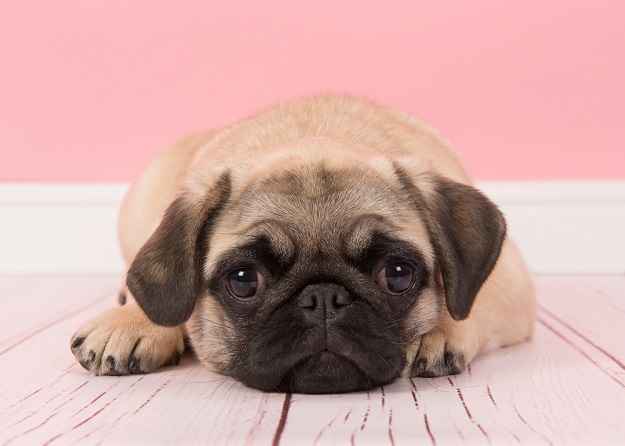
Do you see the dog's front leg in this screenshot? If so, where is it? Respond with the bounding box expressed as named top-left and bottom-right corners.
top-left (70, 295), bottom-right (185, 375)
top-left (404, 312), bottom-right (481, 378)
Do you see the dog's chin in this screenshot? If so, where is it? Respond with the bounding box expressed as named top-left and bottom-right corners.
top-left (273, 351), bottom-right (387, 394)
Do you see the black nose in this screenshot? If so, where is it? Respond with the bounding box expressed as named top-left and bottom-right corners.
top-left (296, 283), bottom-right (352, 318)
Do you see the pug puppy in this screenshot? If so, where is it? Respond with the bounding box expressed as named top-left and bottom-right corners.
top-left (71, 94), bottom-right (536, 393)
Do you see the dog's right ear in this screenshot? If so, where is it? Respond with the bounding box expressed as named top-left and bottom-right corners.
top-left (127, 171), bottom-right (231, 326)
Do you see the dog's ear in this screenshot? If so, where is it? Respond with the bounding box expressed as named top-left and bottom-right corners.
top-left (393, 163), bottom-right (506, 320)
top-left (127, 171), bottom-right (231, 326)
top-left (426, 177), bottom-right (507, 320)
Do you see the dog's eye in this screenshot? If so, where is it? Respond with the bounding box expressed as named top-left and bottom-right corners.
top-left (227, 268), bottom-right (266, 301)
top-left (376, 262), bottom-right (415, 295)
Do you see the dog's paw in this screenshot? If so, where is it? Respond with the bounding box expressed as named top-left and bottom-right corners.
top-left (407, 321), bottom-right (478, 378)
top-left (70, 304), bottom-right (185, 376)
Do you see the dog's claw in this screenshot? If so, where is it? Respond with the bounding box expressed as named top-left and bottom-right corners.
top-left (128, 356), bottom-right (143, 374)
top-left (79, 358), bottom-right (91, 371)
top-left (174, 351), bottom-right (182, 366)
top-left (104, 355), bottom-right (117, 373)
top-left (71, 337), bottom-right (85, 349)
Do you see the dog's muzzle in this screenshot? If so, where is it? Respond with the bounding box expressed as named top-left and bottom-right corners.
top-left (269, 283), bottom-right (400, 393)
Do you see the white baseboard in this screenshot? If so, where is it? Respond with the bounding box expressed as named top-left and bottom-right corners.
top-left (478, 182), bottom-right (625, 274)
top-left (1, 182), bottom-right (624, 274)
top-left (0, 183), bottom-right (128, 274)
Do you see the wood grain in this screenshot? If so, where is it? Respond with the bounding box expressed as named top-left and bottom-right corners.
top-left (1, 276), bottom-right (624, 445)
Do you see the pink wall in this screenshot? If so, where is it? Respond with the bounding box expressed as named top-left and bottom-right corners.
top-left (1, 1), bottom-right (624, 181)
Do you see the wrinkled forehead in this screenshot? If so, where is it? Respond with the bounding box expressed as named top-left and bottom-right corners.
top-left (205, 157), bottom-right (434, 271)
top-left (238, 156), bottom-right (400, 229)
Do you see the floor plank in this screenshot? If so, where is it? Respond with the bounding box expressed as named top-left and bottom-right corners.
top-left (0, 277), bottom-right (118, 349)
top-left (1, 276), bottom-right (624, 445)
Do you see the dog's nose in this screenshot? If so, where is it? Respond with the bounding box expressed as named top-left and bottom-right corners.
top-left (296, 283), bottom-right (352, 318)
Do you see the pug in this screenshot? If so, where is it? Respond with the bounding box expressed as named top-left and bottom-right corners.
top-left (71, 94), bottom-right (536, 393)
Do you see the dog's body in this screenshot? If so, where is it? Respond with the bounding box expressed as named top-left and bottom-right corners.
top-left (72, 95), bottom-right (536, 393)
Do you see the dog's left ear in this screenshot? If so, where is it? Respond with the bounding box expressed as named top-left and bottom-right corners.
top-left (127, 171), bottom-right (231, 326)
top-left (393, 163), bottom-right (506, 321)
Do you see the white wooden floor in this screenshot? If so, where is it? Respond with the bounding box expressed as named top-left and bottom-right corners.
top-left (1, 275), bottom-right (624, 445)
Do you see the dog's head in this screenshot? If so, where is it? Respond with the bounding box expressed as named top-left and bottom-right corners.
top-left (127, 141), bottom-right (506, 393)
